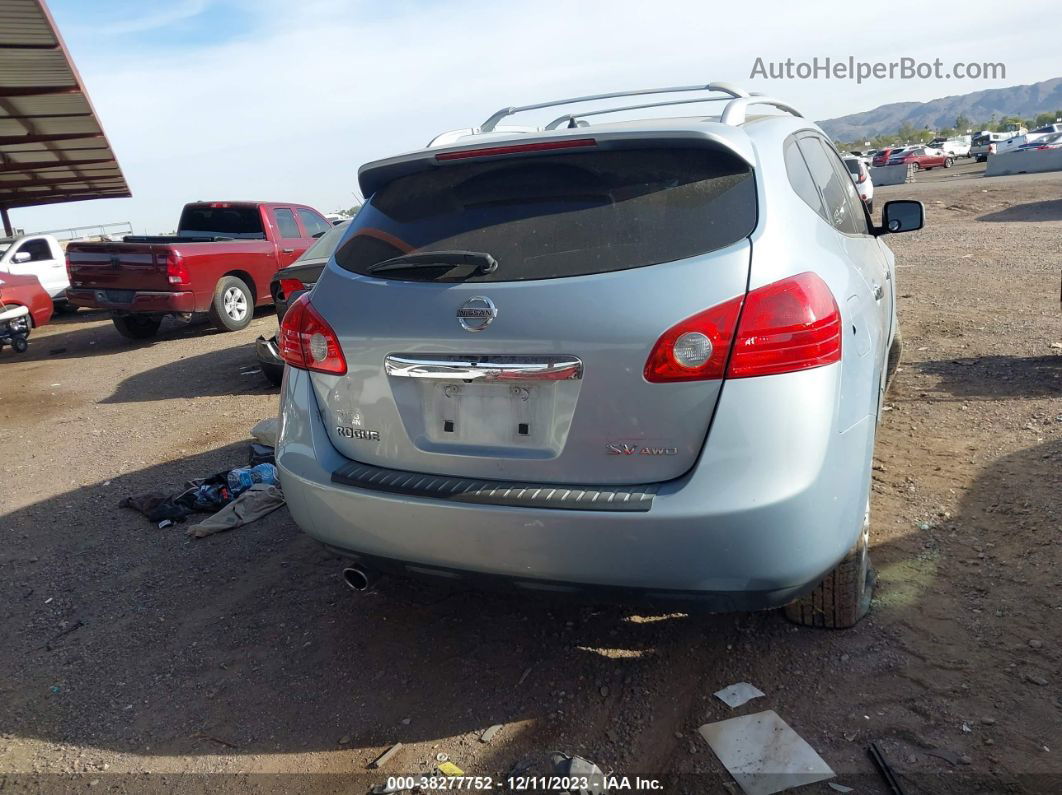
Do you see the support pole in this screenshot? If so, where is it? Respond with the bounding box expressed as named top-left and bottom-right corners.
top-left (0, 206), bottom-right (12, 237)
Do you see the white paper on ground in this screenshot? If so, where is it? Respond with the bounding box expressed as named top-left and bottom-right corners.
top-left (714, 682), bottom-right (766, 708)
top-left (698, 710), bottom-right (835, 795)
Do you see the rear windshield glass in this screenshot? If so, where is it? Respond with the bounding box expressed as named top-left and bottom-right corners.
top-left (336, 146), bottom-right (756, 282)
top-left (177, 205), bottom-right (265, 239)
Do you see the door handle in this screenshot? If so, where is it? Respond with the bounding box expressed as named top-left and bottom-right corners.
top-left (385, 354), bottom-right (583, 382)
top-left (281, 248), bottom-right (295, 254)
top-left (872, 283), bottom-right (884, 301)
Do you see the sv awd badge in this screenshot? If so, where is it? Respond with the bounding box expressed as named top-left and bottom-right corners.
top-left (607, 442), bottom-right (678, 456)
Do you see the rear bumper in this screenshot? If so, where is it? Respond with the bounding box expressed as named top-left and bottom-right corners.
top-left (255, 334), bottom-right (283, 368)
top-left (66, 288), bottom-right (196, 313)
top-left (277, 365), bottom-right (874, 609)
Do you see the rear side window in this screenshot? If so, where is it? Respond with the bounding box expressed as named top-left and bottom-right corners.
top-left (784, 138), bottom-right (825, 218)
top-left (273, 208), bottom-right (301, 238)
top-left (15, 239), bottom-right (52, 261)
top-left (297, 208), bottom-right (331, 237)
top-left (797, 137), bottom-right (867, 235)
top-left (335, 146), bottom-right (756, 282)
top-left (178, 205), bottom-right (265, 239)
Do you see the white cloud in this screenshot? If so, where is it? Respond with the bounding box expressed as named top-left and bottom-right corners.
top-left (11, 0), bottom-right (1062, 233)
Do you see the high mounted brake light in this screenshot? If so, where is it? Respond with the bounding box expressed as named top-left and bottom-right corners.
top-left (435, 138), bottom-right (597, 161)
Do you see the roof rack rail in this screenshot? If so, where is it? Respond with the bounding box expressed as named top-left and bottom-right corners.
top-left (543, 92), bottom-right (767, 130)
top-left (480, 81), bottom-right (753, 132)
top-left (719, 97), bottom-right (803, 126)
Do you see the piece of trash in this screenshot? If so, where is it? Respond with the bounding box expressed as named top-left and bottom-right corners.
top-left (241, 369), bottom-right (262, 376)
top-left (480, 724), bottom-right (503, 743)
top-left (103, 481), bottom-right (111, 486)
top-left (714, 682), bottom-right (765, 709)
top-left (158, 519), bottom-right (174, 529)
top-left (698, 710), bottom-right (834, 795)
top-left (517, 666), bottom-right (532, 686)
top-left (828, 785), bottom-right (853, 793)
top-left (962, 721), bottom-right (971, 733)
top-left (44, 597), bottom-right (53, 604)
top-left (250, 417), bottom-right (279, 447)
top-left (50, 685), bottom-right (61, 694)
top-left (926, 748), bottom-right (960, 766)
top-left (50, 383), bottom-right (61, 387)
top-left (868, 741), bottom-right (907, 794)
top-left (338, 735), bottom-right (350, 745)
top-left (438, 761), bottom-right (464, 777)
top-left (369, 742), bottom-right (402, 769)
top-left (435, 752), bottom-right (449, 762)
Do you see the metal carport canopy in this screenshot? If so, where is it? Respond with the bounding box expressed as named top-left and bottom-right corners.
top-left (0, 0), bottom-right (130, 235)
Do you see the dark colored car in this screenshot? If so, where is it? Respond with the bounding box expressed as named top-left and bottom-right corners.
top-left (257, 220), bottom-right (350, 385)
top-left (66, 201), bottom-right (330, 339)
top-left (887, 146), bottom-right (952, 170)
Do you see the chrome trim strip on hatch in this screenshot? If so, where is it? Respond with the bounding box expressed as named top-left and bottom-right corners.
top-left (384, 354), bottom-right (583, 382)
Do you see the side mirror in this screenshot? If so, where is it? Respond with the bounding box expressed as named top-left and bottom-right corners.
top-left (12, 251), bottom-right (31, 264)
top-left (878, 200), bottom-right (925, 235)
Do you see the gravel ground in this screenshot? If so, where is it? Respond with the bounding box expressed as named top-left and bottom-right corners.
top-left (0, 171), bottom-right (1059, 793)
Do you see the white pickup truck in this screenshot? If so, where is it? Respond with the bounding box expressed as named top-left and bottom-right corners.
top-left (0, 234), bottom-right (70, 309)
top-left (996, 123), bottom-right (1062, 156)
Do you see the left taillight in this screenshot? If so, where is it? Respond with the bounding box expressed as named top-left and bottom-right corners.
top-left (278, 293), bottom-right (346, 375)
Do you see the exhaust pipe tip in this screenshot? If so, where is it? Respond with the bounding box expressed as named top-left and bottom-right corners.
top-left (342, 566), bottom-right (373, 592)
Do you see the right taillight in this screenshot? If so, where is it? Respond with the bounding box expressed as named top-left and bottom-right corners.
top-left (278, 293), bottom-right (346, 375)
top-left (278, 277), bottom-right (304, 300)
top-left (727, 272), bottom-right (841, 378)
top-left (644, 273), bottom-right (841, 383)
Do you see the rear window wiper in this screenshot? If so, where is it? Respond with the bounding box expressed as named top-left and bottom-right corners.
top-left (367, 250), bottom-right (499, 277)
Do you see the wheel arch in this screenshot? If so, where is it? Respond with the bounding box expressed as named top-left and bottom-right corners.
top-left (221, 270), bottom-right (257, 303)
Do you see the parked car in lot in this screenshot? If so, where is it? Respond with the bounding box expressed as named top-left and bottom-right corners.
top-left (997, 124), bottom-right (1062, 155)
top-left (275, 84), bottom-right (924, 628)
top-left (843, 155), bottom-right (874, 211)
top-left (0, 271), bottom-right (54, 331)
top-left (872, 147), bottom-right (904, 167)
top-left (256, 220), bottom-right (350, 386)
top-left (1016, 131), bottom-right (1062, 151)
top-left (888, 146), bottom-right (952, 170)
top-left (0, 234), bottom-right (70, 310)
top-left (971, 131), bottom-right (1020, 162)
top-left (65, 201), bottom-right (330, 339)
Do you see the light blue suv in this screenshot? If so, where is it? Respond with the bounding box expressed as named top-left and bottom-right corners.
top-left (275, 83), bottom-right (923, 627)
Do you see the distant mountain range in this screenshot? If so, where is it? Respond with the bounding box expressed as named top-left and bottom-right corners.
top-left (816, 77), bottom-right (1062, 141)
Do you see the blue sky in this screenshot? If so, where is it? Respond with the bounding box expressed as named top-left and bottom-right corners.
top-left (10, 0), bottom-right (1062, 234)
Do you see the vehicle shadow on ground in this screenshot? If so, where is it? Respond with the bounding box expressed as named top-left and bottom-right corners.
top-left (977, 198), bottom-right (1062, 222)
top-left (914, 354), bottom-right (1062, 400)
top-left (98, 341), bottom-right (277, 403)
top-left (1, 440), bottom-right (1057, 792)
top-left (0, 307), bottom-right (275, 365)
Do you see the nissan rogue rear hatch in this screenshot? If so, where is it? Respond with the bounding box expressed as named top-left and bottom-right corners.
top-left (310, 139), bottom-right (756, 486)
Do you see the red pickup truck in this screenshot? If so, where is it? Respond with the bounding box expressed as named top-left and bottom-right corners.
top-left (66, 201), bottom-right (331, 339)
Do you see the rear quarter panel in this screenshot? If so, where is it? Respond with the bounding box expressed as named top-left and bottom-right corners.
top-left (0, 272), bottom-right (53, 327)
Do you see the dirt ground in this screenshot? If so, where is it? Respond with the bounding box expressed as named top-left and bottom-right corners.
top-left (0, 170), bottom-right (1059, 794)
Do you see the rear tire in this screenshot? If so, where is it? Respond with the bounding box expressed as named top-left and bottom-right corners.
top-left (944, 157), bottom-right (954, 168)
top-left (12, 336), bottom-right (28, 353)
top-left (112, 314), bottom-right (161, 340)
top-left (784, 512), bottom-right (873, 629)
top-left (209, 276), bottom-right (253, 332)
